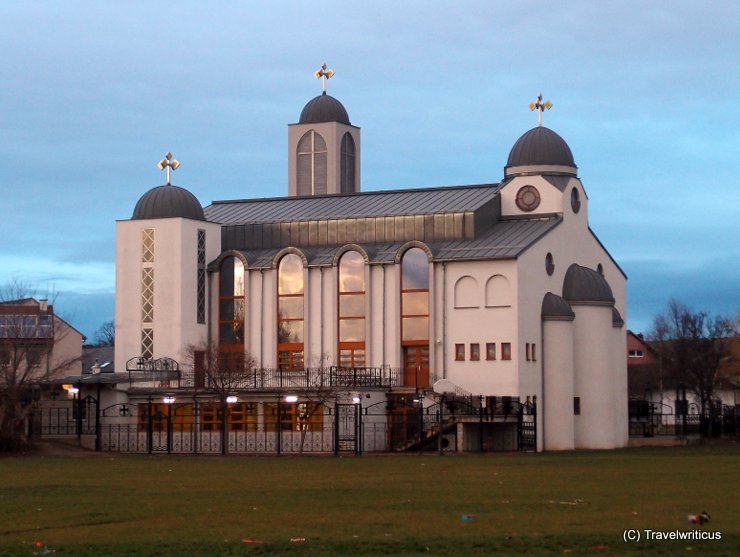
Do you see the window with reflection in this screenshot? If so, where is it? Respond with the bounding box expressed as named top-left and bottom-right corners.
top-left (278, 253), bottom-right (304, 370)
top-left (219, 257), bottom-right (245, 366)
top-left (401, 247), bottom-right (430, 387)
top-left (338, 251), bottom-right (365, 367)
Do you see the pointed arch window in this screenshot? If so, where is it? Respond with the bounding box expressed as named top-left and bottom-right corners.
top-left (219, 257), bottom-right (245, 361)
top-left (340, 133), bottom-right (356, 193)
top-left (297, 130), bottom-right (327, 196)
top-left (401, 247), bottom-right (430, 387)
top-left (278, 254), bottom-right (304, 370)
top-left (338, 251), bottom-right (365, 367)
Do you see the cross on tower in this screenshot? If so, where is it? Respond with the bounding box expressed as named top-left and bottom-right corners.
top-left (157, 152), bottom-right (180, 185)
top-left (529, 93), bottom-right (553, 127)
top-left (314, 63), bottom-right (335, 93)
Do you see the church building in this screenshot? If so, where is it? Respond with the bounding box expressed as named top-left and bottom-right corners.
top-left (111, 76), bottom-right (628, 453)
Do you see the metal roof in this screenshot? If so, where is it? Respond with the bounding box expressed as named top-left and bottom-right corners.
top-left (210, 216), bottom-right (560, 269)
top-left (299, 93), bottom-right (351, 125)
top-left (132, 184), bottom-right (206, 221)
top-left (205, 184), bottom-right (500, 225)
top-left (506, 126), bottom-right (576, 168)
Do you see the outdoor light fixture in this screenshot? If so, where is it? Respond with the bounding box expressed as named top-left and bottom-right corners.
top-left (67, 387), bottom-right (79, 395)
top-left (225, 395), bottom-right (238, 404)
top-left (285, 395), bottom-right (298, 403)
top-left (163, 395), bottom-right (176, 404)
top-left (352, 394), bottom-right (361, 404)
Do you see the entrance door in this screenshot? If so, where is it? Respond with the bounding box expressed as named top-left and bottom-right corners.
top-left (403, 345), bottom-right (430, 388)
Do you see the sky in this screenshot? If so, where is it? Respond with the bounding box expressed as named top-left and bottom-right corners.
top-left (1, 1), bottom-right (738, 341)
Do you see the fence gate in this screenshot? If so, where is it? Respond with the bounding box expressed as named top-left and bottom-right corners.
top-left (335, 403), bottom-right (360, 454)
top-left (517, 402), bottom-right (537, 452)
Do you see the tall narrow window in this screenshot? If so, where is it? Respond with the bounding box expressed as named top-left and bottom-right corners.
top-left (278, 254), bottom-right (304, 370)
top-left (141, 228), bottom-right (155, 358)
top-left (338, 251), bottom-right (365, 367)
top-left (219, 257), bottom-right (245, 368)
top-left (455, 344), bottom-right (465, 361)
top-left (470, 343), bottom-right (480, 361)
top-left (197, 230), bottom-right (206, 324)
top-left (486, 343), bottom-right (496, 361)
top-left (297, 130), bottom-right (327, 196)
top-left (401, 247), bottom-right (430, 387)
top-left (340, 133), bottom-right (356, 193)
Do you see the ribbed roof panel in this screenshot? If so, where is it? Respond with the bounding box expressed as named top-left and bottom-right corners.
top-left (205, 184), bottom-right (501, 225)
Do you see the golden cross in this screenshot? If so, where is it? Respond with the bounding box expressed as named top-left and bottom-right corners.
top-left (157, 152), bottom-right (180, 185)
top-left (314, 63), bottom-right (335, 93)
top-left (529, 93), bottom-right (553, 127)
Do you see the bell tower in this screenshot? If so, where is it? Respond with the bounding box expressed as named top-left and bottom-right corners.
top-left (288, 64), bottom-right (361, 197)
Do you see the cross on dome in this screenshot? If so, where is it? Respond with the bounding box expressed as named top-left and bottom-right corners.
top-left (157, 152), bottom-right (180, 185)
top-left (314, 63), bottom-right (335, 94)
top-left (529, 93), bottom-right (553, 127)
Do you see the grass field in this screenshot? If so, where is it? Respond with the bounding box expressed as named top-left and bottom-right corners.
top-left (0, 445), bottom-right (738, 556)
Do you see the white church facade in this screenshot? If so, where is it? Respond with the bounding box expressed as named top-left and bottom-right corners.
top-left (106, 84), bottom-right (628, 454)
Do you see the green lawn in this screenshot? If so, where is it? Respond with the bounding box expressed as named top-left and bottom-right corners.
top-left (1, 445), bottom-right (738, 556)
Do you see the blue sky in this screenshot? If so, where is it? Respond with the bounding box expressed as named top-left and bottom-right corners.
top-left (1, 1), bottom-right (738, 340)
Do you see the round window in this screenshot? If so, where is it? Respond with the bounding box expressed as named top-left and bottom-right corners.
top-left (516, 185), bottom-right (541, 212)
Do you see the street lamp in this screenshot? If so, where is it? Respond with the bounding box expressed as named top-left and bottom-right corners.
top-left (163, 395), bottom-right (176, 404)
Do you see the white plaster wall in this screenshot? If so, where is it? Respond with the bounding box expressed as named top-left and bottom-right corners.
top-left (114, 217), bottom-right (219, 374)
top-left (572, 304), bottom-right (617, 449)
top-left (613, 323), bottom-right (629, 447)
top-left (542, 319), bottom-right (575, 450)
top-left (246, 267), bottom-right (261, 365)
top-left (499, 175), bottom-right (579, 217)
top-left (261, 268), bottom-right (277, 369)
top-left (443, 259), bottom-right (519, 395)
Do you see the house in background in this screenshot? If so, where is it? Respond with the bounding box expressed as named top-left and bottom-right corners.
top-left (0, 298), bottom-right (84, 383)
top-left (627, 330), bottom-right (738, 438)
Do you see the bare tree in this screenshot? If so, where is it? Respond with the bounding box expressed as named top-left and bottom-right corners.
top-left (650, 299), bottom-right (736, 436)
top-left (285, 354), bottom-right (338, 455)
top-left (0, 279), bottom-right (81, 451)
top-left (91, 320), bottom-right (115, 347)
top-left (184, 341), bottom-right (256, 399)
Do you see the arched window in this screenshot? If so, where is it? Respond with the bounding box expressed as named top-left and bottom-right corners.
top-left (454, 275), bottom-right (479, 308)
top-left (401, 247), bottom-right (430, 387)
top-left (340, 133), bottom-right (356, 193)
top-left (338, 251), bottom-right (365, 367)
top-left (485, 274), bottom-right (511, 307)
top-left (277, 254), bottom-right (304, 370)
top-left (219, 257), bottom-right (245, 368)
top-left (297, 130), bottom-right (327, 196)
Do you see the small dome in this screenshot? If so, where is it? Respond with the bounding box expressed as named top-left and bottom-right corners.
top-left (132, 184), bottom-right (205, 221)
top-left (299, 92), bottom-right (351, 125)
top-left (541, 292), bottom-right (575, 321)
top-left (506, 126), bottom-right (576, 172)
top-left (563, 264), bottom-right (614, 305)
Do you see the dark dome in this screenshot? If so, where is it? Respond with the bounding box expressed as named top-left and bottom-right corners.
top-left (299, 92), bottom-right (351, 125)
top-left (132, 184), bottom-right (205, 221)
top-left (563, 264), bottom-right (614, 305)
top-left (541, 292), bottom-right (575, 321)
top-left (506, 126), bottom-right (576, 169)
